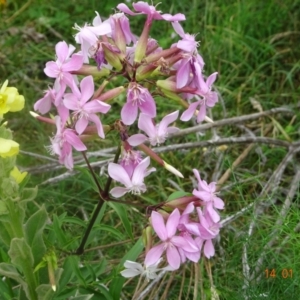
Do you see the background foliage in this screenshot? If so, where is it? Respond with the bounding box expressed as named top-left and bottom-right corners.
top-left (1, 0), bottom-right (300, 299)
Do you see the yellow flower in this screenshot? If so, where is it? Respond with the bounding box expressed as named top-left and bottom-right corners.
top-left (10, 166), bottom-right (27, 184)
top-left (0, 137), bottom-right (19, 157)
top-left (0, 80), bottom-right (25, 117)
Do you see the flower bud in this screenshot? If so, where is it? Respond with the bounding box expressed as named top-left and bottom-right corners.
top-left (98, 86), bottom-right (125, 102)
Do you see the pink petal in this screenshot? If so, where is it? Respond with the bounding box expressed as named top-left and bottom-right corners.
top-left (214, 197), bottom-right (224, 209)
top-left (158, 111), bottom-right (179, 137)
top-left (89, 113), bottom-right (105, 138)
top-left (75, 117), bottom-right (88, 135)
top-left (193, 169), bottom-right (201, 184)
top-left (151, 211), bottom-right (167, 241)
top-left (193, 190), bottom-right (211, 202)
top-left (196, 103), bottom-right (206, 123)
top-left (131, 156), bottom-right (150, 186)
top-left (203, 240), bottom-right (215, 258)
top-left (80, 76), bottom-right (94, 104)
top-left (84, 100), bottom-right (111, 114)
top-left (127, 134), bottom-right (147, 146)
top-left (44, 61), bottom-right (59, 78)
top-left (108, 163), bottom-right (132, 187)
top-left (138, 113), bottom-right (155, 137)
top-left (180, 101), bottom-right (199, 121)
top-left (121, 102), bottom-right (138, 125)
top-left (65, 131), bottom-right (87, 151)
top-left (63, 94), bottom-right (80, 111)
top-left (144, 244), bottom-right (165, 267)
top-left (172, 21), bottom-right (185, 38)
top-left (117, 3), bottom-right (138, 15)
top-left (110, 186), bottom-right (130, 198)
top-left (161, 13), bottom-right (185, 22)
top-left (205, 203), bottom-right (220, 223)
top-left (139, 94), bottom-right (156, 118)
top-left (63, 54), bottom-right (83, 72)
top-left (55, 41), bottom-right (69, 62)
top-left (34, 96), bottom-right (52, 114)
top-left (176, 59), bottom-right (190, 88)
top-left (171, 236), bottom-right (198, 252)
top-left (185, 250), bottom-right (200, 263)
top-left (166, 246), bottom-right (181, 270)
top-left (166, 209), bottom-right (180, 238)
top-left (206, 72), bottom-right (218, 87)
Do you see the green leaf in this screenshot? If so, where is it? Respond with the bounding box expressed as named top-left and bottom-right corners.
top-left (107, 202), bottom-right (133, 239)
top-left (52, 214), bottom-right (68, 248)
top-left (0, 263), bottom-right (26, 285)
top-left (36, 284), bottom-right (55, 300)
top-left (66, 256), bottom-right (87, 287)
top-left (91, 224), bottom-right (125, 241)
top-left (8, 238), bottom-right (37, 300)
top-left (166, 191), bottom-right (191, 201)
top-left (109, 237), bottom-right (144, 300)
top-left (58, 256), bottom-right (76, 293)
top-left (0, 263), bottom-right (29, 299)
top-left (0, 200), bottom-right (8, 215)
top-left (20, 187), bottom-right (38, 203)
top-left (24, 206), bottom-right (48, 266)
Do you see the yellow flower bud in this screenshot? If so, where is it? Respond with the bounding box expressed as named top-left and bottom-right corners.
top-left (0, 137), bottom-right (19, 157)
top-left (10, 166), bottom-right (27, 184)
top-left (0, 80), bottom-right (25, 117)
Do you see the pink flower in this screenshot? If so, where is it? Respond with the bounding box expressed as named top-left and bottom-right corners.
top-left (44, 41), bottom-right (83, 102)
top-left (145, 209), bottom-right (198, 270)
top-left (108, 156), bottom-right (155, 198)
top-left (34, 87), bottom-right (56, 114)
top-left (180, 73), bottom-right (218, 123)
top-left (74, 12), bottom-right (112, 63)
top-left (127, 111), bottom-right (179, 146)
top-left (63, 76), bottom-right (111, 138)
top-left (120, 149), bottom-right (142, 178)
top-left (121, 83), bottom-right (156, 125)
top-left (171, 22), bottom-right (205, 90)
top-left (196, 208), bottom-right (220, 258)
top-left (192, 169), bottom-right (224, 223)
top-left (110, 13), bottom-right (136, 52)
top-left (117, 2), bottom-right (185, 22)
top-left (49, 116), bottom-right (87, 170)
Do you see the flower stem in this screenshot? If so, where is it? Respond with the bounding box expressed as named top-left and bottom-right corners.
top-left (75, 147), bottom-right (120, 255)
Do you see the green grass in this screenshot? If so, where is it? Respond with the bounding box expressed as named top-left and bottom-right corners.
top-left (1, 0), bottom-right (300, 299)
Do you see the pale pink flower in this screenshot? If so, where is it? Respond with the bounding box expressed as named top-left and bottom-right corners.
top-left (63, 76), bottom-right (111, 138)
top-left (127, 111), bottom-right (179, 146)
top-left (120, 149), bottom-right (142, 178)
top-left (108, 156), bottom-right (155, 198)
top-left (44, 41), bottom-right (83, 102)
top-left (145, 209), bottom-right (198, 270)
top-left (196, 208), bottom-right (220, 258)
top-left (34, 87), bottom-right (56, 114)
top-left (74, 12), bottom-right (112, 63)
top-left (180, 73), bottom-right (218, 123)
top-left (110, 12), bottom-right (136, 52)
top-left (121, 258), bottom-right (173, 281)
top-left (49, 116), bottom-right (87, 170)
top-left (117, 2), bottom-right (186, 22)
top-left (121, 83), bottom-right (156, 125)
top-left (192, 169), bottom-right (224, 223)
top-left (177, 203), bottom-right (201, 263)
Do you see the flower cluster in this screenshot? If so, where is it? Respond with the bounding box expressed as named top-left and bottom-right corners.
top-left (33, 1), bottom-right (219, 171)
top-left (31, 0), bottom-right (223, 282)
top-left (122, 169), bottom-right (224, 279)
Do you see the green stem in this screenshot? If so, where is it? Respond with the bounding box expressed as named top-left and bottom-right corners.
top-left (75, 146), bottom-right (121, 255)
